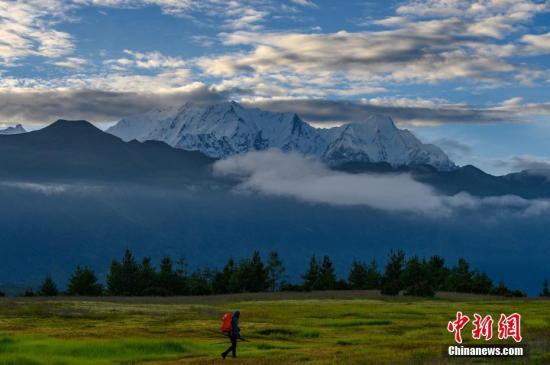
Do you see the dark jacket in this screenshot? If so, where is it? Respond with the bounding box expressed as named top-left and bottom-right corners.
top-left (231, 310), bottom-right (240, 336)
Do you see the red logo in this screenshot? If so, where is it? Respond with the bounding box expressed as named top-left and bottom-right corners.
top-left (448, 312), bottom-right (522, 343)
top-left (472, 313), bottom-right (493, 341)
top-left (447, 311), bottom-right (470, 344)
top-left (498, 313), bottom-right (522, 343)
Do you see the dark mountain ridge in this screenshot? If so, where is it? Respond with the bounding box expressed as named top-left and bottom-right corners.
top-left (336, 161), bottom-right (550, 199)
top-left (0, 120), bottom-right (214, 184)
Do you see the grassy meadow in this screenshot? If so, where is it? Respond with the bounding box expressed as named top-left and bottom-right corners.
top-left (0, 291), bottom-right (549, 364)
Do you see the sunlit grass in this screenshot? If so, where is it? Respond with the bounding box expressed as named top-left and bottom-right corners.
top-left (0, 293), bottom-right (548, 364)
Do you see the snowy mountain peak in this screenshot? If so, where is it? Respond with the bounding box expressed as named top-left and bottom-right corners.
top-left (0, 124), bottom-right (26, 135)
top-left (321, 115), bottom-right (453, 170)
top-left (362, 114), bottom-right (396, 126)
top-left (107, 101), bottom-right (455, 170)
top-left (363, 114), bottom-right (398, 132)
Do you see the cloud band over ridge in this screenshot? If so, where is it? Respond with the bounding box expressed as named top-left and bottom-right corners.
top-left (213, 150), bottom-right (550, 217)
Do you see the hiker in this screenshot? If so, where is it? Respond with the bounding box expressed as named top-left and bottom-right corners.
top-left (221, 310), bottom-right (243, 359)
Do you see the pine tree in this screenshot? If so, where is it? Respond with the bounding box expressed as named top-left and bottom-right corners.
top-left (250, 251), bottom-right (268, 292)
top-left (107, 259), bottom-right (123, 295)
top-left (365, 259), bottom-right (381, 289)
top-left (402, 257), bottom-right (434, 297)
top-left (540, 279), bottom-right (550, 297)
top-left (348, 259), bottom-right (380, 290)
top-left (446, 258), bottom-right (473, 293)
top-left (139, 257), bottom-right (157, 295)
top-left (172, 256), bottom-right (189, 295)
top-left (188, 268), bottom-right (213, 295)
top-left (230, 258), bottom-right (249, 293)
top-left (213, 258), bottom-right (237, 294)
top-left (121, 249), bottom-right (141, 295)
top-left (489, 281), bottom-right (524, 297)
top-left (348, 260), bottom-right (368, 289)
top-left (176, 256), bottom-right (188, 278)
top-left (381, 249), bottom-right (405, 295)
top-left (490, 281), bottom-right (512, 297)
top-left (266, 251), bottom-right (285, 292)
top-left (318, 256), bottom-right (337, 290)
top-left (38, 275), bottom-right (59, 296)
top-left (233, 251), bottom-right (268, 292)
top-left (23, 289), bottom-right (35, 297)
top-left (107, 249), bottom-right (141, 296)
top-left (426, 255), bottom-right (448, 291)
top-left (470, 271), bottom-right (493, 294)
top-left (67, 266), bottom-right (103, 296)
top-left (157, 256), bottom-right (179, 295)
top-left (302, 256), bottom-right (320, 291)
top-left (159, 256), bottom-right (174, 277)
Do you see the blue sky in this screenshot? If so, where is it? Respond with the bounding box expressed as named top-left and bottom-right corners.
top-left (1, 0), bottom-right (550, 174)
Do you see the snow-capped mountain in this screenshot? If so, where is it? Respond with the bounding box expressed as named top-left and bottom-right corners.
top-left (108, 101), bottom-right (326, 158)
top-left (108, 101), bottom-right (455, 170)
top-left (320, 115), bottom-right (453, 169)
top-left (0, 124), bottom-right (26, 135)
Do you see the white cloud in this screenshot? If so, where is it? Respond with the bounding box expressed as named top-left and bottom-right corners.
top-left (214, 149), bottom-right (448, 215)
top-left (77, 70), bottom-right (194, 92)
top-left (0, 71), bottom-right (193, 93)
top-left (396, 0), bottom-right (545, 31)
top-left (431, 138), bottom-right (472, 158)
top-left (225, 6), bottom-right (267, 30)
top-left (493, 98), bottom-right (550, 117)
top-left (191, 35), bottom-right (216, 47)
top-left (52, 57), bottom-right (89, 69)
top-left (193, 0), bottom-right (549, 97)
top-left (73, 0), bottom-right (194, 16)
top-left (104, 50), bottom-right (187, 70)
top-left (0, 0), bottom-right (74, 65)
top-left (1, 47), bottom-right (193, 93)
top-left (196, 25), bottom-right (509, 94)
top-left (0, 181), bottom-right (102, 195)
top-left (245, 96), bottom-right (535, 127)
top-left (522, 32), bottom-right (550, 54)
top-left (213, 150), bottom-right (550, 217)
top-left (75, 0), bottom-right (270, 30)
top-left (290, 0), bottom-right (317, 8)
top-left (0, 0), bottom-right (276, 67)
top-left (496, 155), bottom-right (550, 179)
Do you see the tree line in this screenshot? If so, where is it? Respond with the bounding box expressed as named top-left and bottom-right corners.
top-left (9, 249), bottom-right (549, 298)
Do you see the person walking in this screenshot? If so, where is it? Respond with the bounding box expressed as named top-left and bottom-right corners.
top-left (221, 310), bottom-right (242, 359)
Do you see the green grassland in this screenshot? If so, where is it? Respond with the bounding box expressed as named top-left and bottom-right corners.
top-left (0, 291), bottom-right (549, 364)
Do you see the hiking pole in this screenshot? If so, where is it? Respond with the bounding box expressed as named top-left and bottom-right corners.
top-left (214, 331), bottom-right (250, 342)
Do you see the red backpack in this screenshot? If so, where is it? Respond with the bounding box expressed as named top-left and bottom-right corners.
top-left (221, 312), bottom-right (233, 333)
